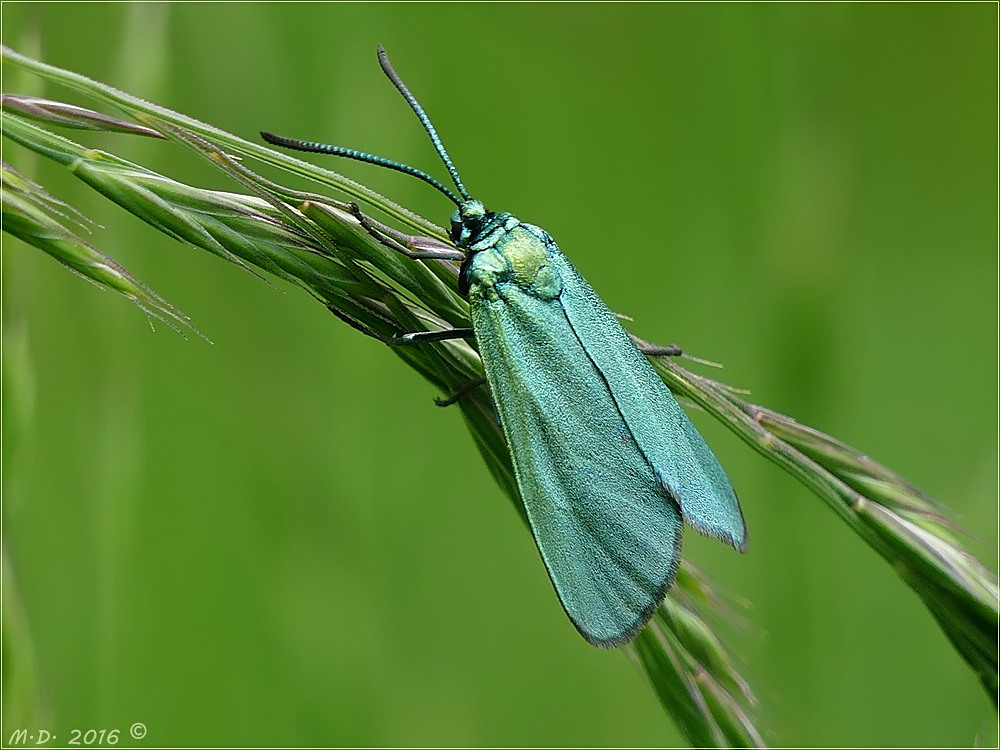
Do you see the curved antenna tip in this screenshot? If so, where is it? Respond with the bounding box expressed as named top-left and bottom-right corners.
top-left (376, 45), bottom-right (393, 78)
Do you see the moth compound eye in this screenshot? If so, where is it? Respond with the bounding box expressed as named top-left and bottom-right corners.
top-left (449, 209), bottom-right (464, 243)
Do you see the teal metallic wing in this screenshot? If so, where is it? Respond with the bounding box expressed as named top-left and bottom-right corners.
top-left (470, 268), bottom-right (684, 647)
top-left (546, 247), bottom-right (747, 551)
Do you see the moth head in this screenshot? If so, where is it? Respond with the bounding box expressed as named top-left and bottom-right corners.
top-left (450, 199), bottom-right (492, 247)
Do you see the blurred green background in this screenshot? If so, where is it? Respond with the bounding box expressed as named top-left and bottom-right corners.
top-left (2, 3), bottom-right (996, 747)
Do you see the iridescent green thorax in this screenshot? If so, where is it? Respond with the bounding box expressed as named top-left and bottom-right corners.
top-left (457, 206), bottom-right (563, 303)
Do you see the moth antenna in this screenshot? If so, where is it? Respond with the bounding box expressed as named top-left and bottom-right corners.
top-left (377, 45), bottom-right (472, 202)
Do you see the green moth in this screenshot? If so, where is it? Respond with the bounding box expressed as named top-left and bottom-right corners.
top-left (262, 47), bottom-right (747, 647)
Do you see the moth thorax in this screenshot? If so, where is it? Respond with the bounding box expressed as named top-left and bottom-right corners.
top-left (495, 227), bottom-right (561, 300)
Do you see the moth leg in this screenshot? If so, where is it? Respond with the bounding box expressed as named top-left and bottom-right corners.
top-left (348, 202), bottom-right (464, 261)
top-left (435, 376), bottom-right (488, 407)
top-left (642, 342), bottom-right (725, 369)
top-left (388, 328), bottom-right (474, 347)
top-left (639, 344), bottom-right (683, 357)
